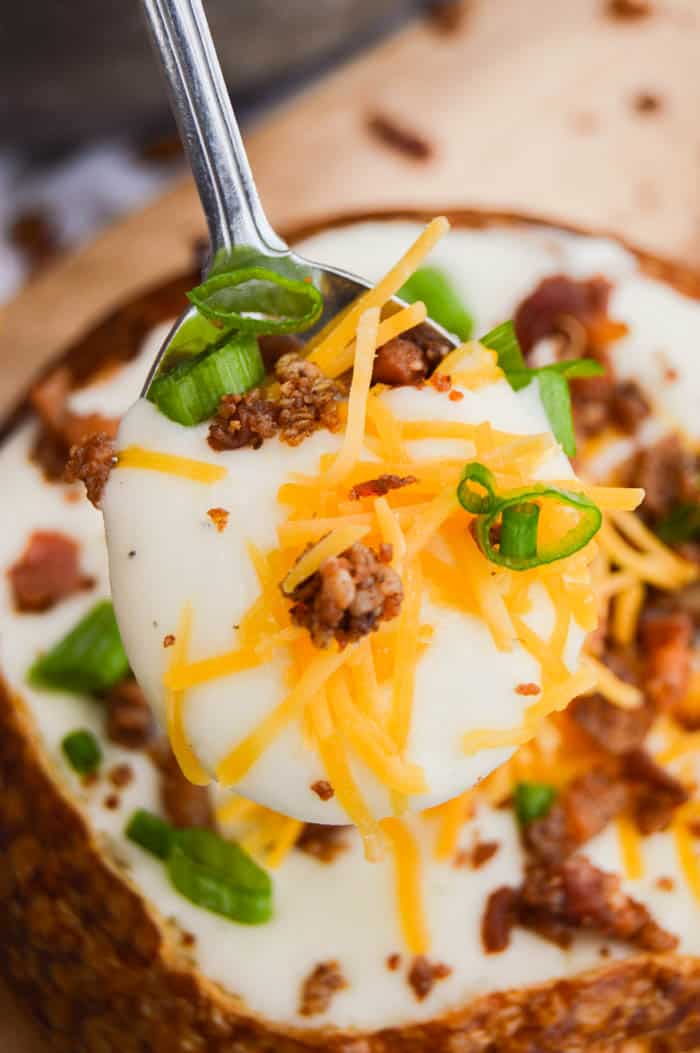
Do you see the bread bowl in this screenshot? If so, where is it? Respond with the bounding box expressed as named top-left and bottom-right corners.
top-left (1, 210), bottom-right (699, 1052)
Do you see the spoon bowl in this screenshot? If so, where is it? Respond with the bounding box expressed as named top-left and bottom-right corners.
top-left (139, 0), bottom-right (454, 396)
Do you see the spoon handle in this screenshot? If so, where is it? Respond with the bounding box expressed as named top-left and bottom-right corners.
top-left (140, 0), bottom-right (287, 261)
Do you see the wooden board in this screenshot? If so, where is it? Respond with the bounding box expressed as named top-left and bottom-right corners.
top-left (2, 0), bottom-right (700, 1044)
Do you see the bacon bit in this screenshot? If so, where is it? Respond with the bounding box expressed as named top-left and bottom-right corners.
top-left (149, 739), bottom-right (213, 830)
top-left (448, 389), bottom-right (464, 402)
top-left (386, 953), bottom-right (402, 971)
top-left (163, 634), bottom-right (176, 648)
top-left (207, 507), bottom-right (229, 532)
top-left (623, 749), bottom-right (689, 834)
top-left (633, 91), bottom-right (662, 114)
top-left (519, 855), bottom-right (678, 952)
top-left (641, 611), bottom-right (693, 711)
top-left (427, 0), bottom-right (469, 33)
top-left (407, 956), bottom-right (452, 1001)
top-left (297, 824), bottom-right (348, 863)
top-left (378, 543), bottom-right (394, 564)
top-left (366, 113), bottom-right (433, 161)
top-left (107, 679), bottom-right (155, 749)
top-left (606, 0), bottom-right (652, 18)
top-left (311, 779), bottom-right (335, 801)
top-left (515, 682), bottom-right (541, 697)
top-left (348, 474), bottom-right (417, 501)
top-left (103, 794), bottom-right (120, 811)
top-left (31, 367), bottom-right (119, 483)
top-left (299, 960), bottom-right (348, 1016)
top-left (7, 530), bottom-right (94, 613)
top-left (457, 840), bottom-right (500, 869)
top-left (430, 372), bottom-right (452, 393)
top-left (108, 763), bottom-right (133, 789)
top-left (514, 274), bottom-right (614, 356)
top-left (655, 876), bottom-right (675, 892)
top-left (64, 432), bottom-right (116, 508)
top-left (525, 770), bottom-right (628, 864)
top-left (181, 931), bottom-right (196, 948)
top-left (481, 887), bottom-right (517, 954)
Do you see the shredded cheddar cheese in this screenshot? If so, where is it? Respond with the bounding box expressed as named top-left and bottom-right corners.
top-left (281, 524), bottom-right (370, 594)
top-left (117, 445), bottom-right (226, 483)
top-left (324, 307), bottom-right (380, 484)
top-left (616, 814), bottom-right (644, 880)
top-left (166, 604), bottom-right (210, 785)
top-left (381, 817), bottom-right (430, 954)
top-left (586, 655), bottom-right (644, 710)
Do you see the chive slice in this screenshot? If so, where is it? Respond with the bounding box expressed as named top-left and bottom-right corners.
top-left (148, 332), bottom-right (264, 426)
top-left (474, 484), bottom-right (601, 571)
top-left (457, 461), bottom-right (498, 514)
top-left (188, 247), bottom-right (323, 335)
top-left (655, 501), bottom-right (700, 545)
top-left (480, 320), bottom-right (526, 376)
top-left (168, 843), bottom-right (272, 925)
top-left (175, 828), bottom-right (272, 895)
top-left (398, 266), bottom-right (473, 340)
top-left (480, 320), bottom-right (605, 456)
top-left (500, 502), bottom-right (540, 562)
top-left (29, 601), bottom-right (129, 694)
top-left (514, 782), bottom-right (557, 825)
top-left (61, 729), bottom-right (102, 775)
top-left (126, 809), bottom-right (174, 860)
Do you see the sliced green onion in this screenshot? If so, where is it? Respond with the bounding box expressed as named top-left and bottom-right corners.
top-left (655, 501), bottom-right (700, 545)
top-left (168, 842), bottom-right (272, 925)
top-left (126, 809), bottom-right (174, 860)
top-left (480, 319), bottom-right (604, 456)
top-left (168, 312), bottom-right (229, 356)
top-left (148, 332), bottom-right (265, 426)
top-left (473, 485), bottom-right (602, 571)
top-left (514, 782), bottom-right (557, 825)
top-left (480, 321), bottom-right (526, 376)
top-left (188, 247), bottom-right (323, 335)
top-left (61, 729), bottom-right (102, 775)
top-left (398, 266), bottom-right (473, 340)
top-left (457, 461), bottom-right (498, 514)
top-left (536, 368), bottom-right (576, 458)
top-left (29, 601), bottom-right (129, 695)
top-left (500, 502), bottom-right (540, 562)
top-left (174, 828), bottom-right (272, 895)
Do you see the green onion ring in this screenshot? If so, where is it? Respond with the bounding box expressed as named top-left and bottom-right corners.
top-left (457, 461), bottom-right (499, 514)
top-left (188, 266), bottom-right (323, 335)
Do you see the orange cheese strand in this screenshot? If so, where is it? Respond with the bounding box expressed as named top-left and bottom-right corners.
top-left (216, 644), bottom-right (353, 786)
top-left (612, 580), bottom-right (645, 647)
top-left (586, 655), bottom-right (644, 710)
top-left (281, 524), bottom-right (370, 594)
top-left (324, 306), bottom-right (380, 485)
top-left (381, 818), bottom-right (430, 954)
top-left (366, 394), bottom-right (408, 462)
top-left (389, 560), bottom-right (424, 753)
top-left (434, 792), bottom-right (472, 861)
top-left (308, 217), bottom-right (449, 374)
top-left (117, 445), bottom-right (226, 483)
top-left (674, 806), bottom-right (700, 905)
top-left (311, 690), bottom-right (384, 861)
top-left (166, 603), bottom-right (210, 786)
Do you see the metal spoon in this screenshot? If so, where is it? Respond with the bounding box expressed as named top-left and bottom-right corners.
top-left (138, 0), bottom-right (454, 393)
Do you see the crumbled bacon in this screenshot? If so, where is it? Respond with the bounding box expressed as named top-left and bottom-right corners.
top-left (208, 353), bottom-right (343, 451)
top-left (632, 435), bottom-right (699, 522)
top-left (481, 886), bottom-right (517, 954)
top-left (525, 770), bottom-right (628, 864)
top-left (623, 748), bottom-right (689, 834)
top-left (513, 274), bottom-right (613, 356)
top-left (106, 678), bottom-right (155, 749)
top-left (372, 336), bottom-right (428, 387)
top-left (459, 839), bottom-right (500, 869)
top-left (288, 541), bottom-right (403, 649)
top-left (30, 367), bottom-right (118, 482)
top-left (372, 322), bottom-right (452, 387)
top-left (641, 610), bottom-right (693, 711)
top-left (310, 779), bottom-right (334, 801)
top-left (207, 390), bottom-right (279, 452)
top-left (298, 960), bottom-right (348, 1016)
top-left (276, 353), bottom-right (344, 445)
top-left (296, 824), bottom-right (348, 863)
top-left (519, 856), bottom-right (677, 952)
top-left (206, 507), bottom-right (229, 533)
top-left (515, 682), bottom-right (541, 697)
top-left (348, 474), bottom-right (417, 501)
top-left (570, 693), bottom-right (654, 755)
top-left (149, 739), bottom-right (212, 829)
top-left (406, 955), bottom-right (452, 1000)
top-left (608, 379), bottom-right (651, 433)
top-left (64, 432), bottom-right (116, 508)
top-left (7, 530), bottom-right (94, 612)
top-left (430, 371), bottom-right (451, 393)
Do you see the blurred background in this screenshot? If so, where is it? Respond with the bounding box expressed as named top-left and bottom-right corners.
top-left (3, 0), bottom-right (700, 415)
top-left (0, 0), bottom-right (446, 302)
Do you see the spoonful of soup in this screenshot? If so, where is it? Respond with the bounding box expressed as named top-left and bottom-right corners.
top-left (83, 0), bottom-right (635, 853)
